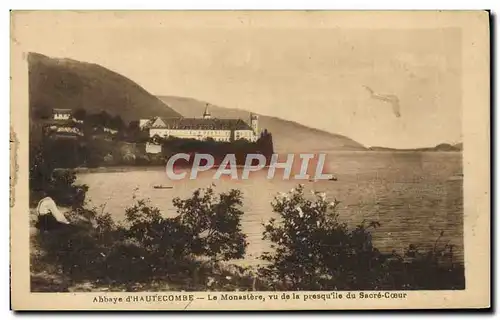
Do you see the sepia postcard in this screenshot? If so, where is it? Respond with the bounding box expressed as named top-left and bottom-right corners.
top-left (10, 10), bottom-right (490, 310)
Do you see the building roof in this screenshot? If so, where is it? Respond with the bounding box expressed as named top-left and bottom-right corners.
top-left (53, 108), bottom-right (72, 114)
top-left (145, 117), bottom-right (253, 131)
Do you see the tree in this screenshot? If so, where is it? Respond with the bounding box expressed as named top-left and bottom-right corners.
top-left (257, 129), bottom-right (274, 161)
top-left (172, 186), bottom-right (248, 263)
top-left (99, 111), bottom-right (113, 128)
top-left (126, 120), bottom-right (149, 142)
top-left (118, 186), bottom-right (248, 283)
top-left (110, 115), bottom-right (125, 131)
top-left (87, 110), bottom-right (112, 128)
top-left (72, 108), bottom-right (87, 121)
top-left (33, 104), bottom-right (52, 120)
top-left (259, 184), bottom-right (384, 290)
top-left (29, 142), bottom-right (54, 197)
top-left (128, 120), bottom-right (140, 132)
top-left (29, 140), bottom-right (88, 208)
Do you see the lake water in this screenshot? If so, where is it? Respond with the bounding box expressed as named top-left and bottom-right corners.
top-left (76, 151), bottom-right (464, 266)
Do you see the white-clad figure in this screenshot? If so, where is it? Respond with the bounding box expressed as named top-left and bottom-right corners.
top-left (36, 197), bottom-right (71, 225)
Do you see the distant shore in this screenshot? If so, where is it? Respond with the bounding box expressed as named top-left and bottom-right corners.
top-left (367, 144), bottom-right (462, 152)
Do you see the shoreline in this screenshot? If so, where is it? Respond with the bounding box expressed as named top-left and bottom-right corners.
top-left (72, 165), bottom-right (272, 174)
top-left (72, 166), bottom-right (165, 174)
top-left (67, 150), bottom-right (462, 174)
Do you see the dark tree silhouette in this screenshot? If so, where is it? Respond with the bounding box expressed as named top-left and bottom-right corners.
top-left (86, 110), bottom-right (113, 128)
top-left (110, 115), bottom-right (125, 131)
top-left (257, 129), bottom-right (274, 162)
top-left (126, 120), bottom-right (149, 143)
top-left (33, 104), bottom-right (53, 120)
top-left (72, 108), bottom-right (87, 120)
top-left (128, 120), bottom-right (140, 132)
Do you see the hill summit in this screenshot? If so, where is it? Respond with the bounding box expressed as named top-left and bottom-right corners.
top-left (28, 52), bottom-right (181, 122)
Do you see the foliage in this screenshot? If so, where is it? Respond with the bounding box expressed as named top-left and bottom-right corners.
top-left (46, 169), bottom-right (88, 208)
top-left (158, 135), bottom-right (273, 166)
top-left (29, 143), bottom-right (88, 207)
top-left (258, 129), bottom-right (274, 162)
top-left (122, 152), bottom-right (136, 165)
top-left (72, 108), bottom-right (87, 120)
top-left (259, 185), bottom-right (465, 290)
top-left (172, 186), bottom-right (248, 262)
top-left (29, 143), bottom-right (54, 195)
top-left (86, 111), bottom-right (112, 129)
top-left (380, 240), bottom-right (465, 290)
top-left (34, 205), bottom-right (123, 282)
top-left (126, 120), bottom-right (150, 143)
top-left (259, 185), bottom-right (383, 290)
top-left (31, 180), bottom-right (463, 292)
top-left (121, 198), bottom-right (192, 278)
top-left (42, 138), bottom-right (84, 169)
top-left (33, 186), bottom-right (249, 290)
top-left (31, 106), bottom-right (275, 168)
top-left (103, 153), bottom-right (114, 164)
top-left (32, 103), bottom-right (53, 120)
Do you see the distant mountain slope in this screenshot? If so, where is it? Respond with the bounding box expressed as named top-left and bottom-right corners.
top-left (158, 96), bottom-right (366, 153)
top-left (28, 53), bottom-right (181, 123)
top-left (369, 143), bottom-right (462, 152)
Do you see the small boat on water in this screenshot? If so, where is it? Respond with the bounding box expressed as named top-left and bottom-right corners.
top-left (153, 185), bottom-right (173, 189)
top-left (447, 173), bottom-right (464, 181)
top-left (309, 176), bottom-right (338, 182)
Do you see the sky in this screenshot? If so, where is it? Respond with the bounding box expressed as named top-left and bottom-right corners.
top-left (13, 11), bottom-right (463, 148)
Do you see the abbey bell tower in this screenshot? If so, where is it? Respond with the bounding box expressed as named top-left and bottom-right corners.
top-left (250, 113), bottom-right (259, 135)
top-left (203, 103), bottom-right (212, 119)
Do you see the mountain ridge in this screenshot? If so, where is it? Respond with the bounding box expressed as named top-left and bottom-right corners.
top-left (158, 95), bottom-right (367, 153)
top-left (28, 52), bottom-right (181, 122)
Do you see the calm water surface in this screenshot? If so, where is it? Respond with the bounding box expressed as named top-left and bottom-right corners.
top-left (77, 151), bottom-right (463, 266)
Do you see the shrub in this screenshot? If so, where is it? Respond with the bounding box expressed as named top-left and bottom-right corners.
top-left (29, 143), bottom-right (54, 195)
top-left (122, 198), bottom-right (193, 275)
top-left (259, 185), bottom-right (465, 290)
top-left (122, 152), bottom-right (136, 165)
top-left (34, 186), bottom-right (249, 290)
top-left (29, 143), bottom-right (88, 208)
top-left (172, 185), bottom-right (248, 263)
top-left (259, 185), bottom-right (384, 290)
top-left (33, 183), bottom-right (464, 291)
top-left (381, 240), bottom-right (465, 290)
top-left (103, 153), bottom-right (114, 164)
top-left (135, 154), bottom-right (151, 166)
top-left (34, 206), bottom-right (122, 282)
top-left (46, 169), bottom-right (88, 208)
